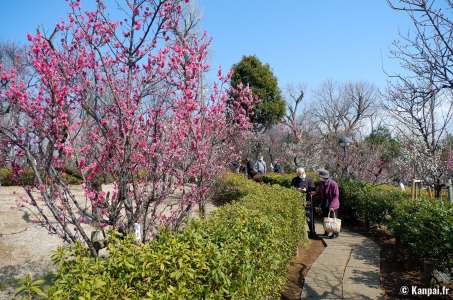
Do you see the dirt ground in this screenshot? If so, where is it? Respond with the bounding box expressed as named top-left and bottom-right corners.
top-left (281, 237), bottom-right (326, 299)
top-left (0, 186), bottom-right (64, 299)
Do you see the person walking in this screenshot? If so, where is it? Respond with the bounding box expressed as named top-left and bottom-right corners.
top-left (291, 168), bottom-right (316, 238)
top-left (254, 155), bottom-right (267, 175)
top-left (316, 169), bottom-right (340, 239)
top-left (238, 159), bottom-right (247, 174)
top-left (245, 158), bottom-right (257, 179)
top-left (273, 160), bottom-right (284, 173)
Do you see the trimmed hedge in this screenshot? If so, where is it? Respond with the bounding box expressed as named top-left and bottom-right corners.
top-left (261, 172), bottom-right (294, 188)
top-left (338, 179), bottom-right (406, 225)
top-left (262, 173), bottom-right (453, 269)
top-left (0, 168), bottom-right (83, 186)
top-left (262, 173), bottom-right (405, 226)
top-left (389, 198), bottom-right (453, 269)
top-left (47, 174), bottom-right (307, 299)
top-left (0, 168), bottom-right (35, 186)
top-left (262, 172), bottom-right (319, 188)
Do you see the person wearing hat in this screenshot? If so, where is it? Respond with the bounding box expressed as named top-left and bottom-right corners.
top-left (316, 169), bottom-right (340, 239)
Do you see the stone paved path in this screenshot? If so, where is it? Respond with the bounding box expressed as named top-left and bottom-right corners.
top-left (301, 222), bottom-right (384, 299)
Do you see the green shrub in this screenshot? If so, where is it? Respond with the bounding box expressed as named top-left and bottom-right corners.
top-left (63, 174), bottom-right (82, 185)
top-left (15, 273), bottom-right (47, 299)
top-left (47, 174), bottom-right (307, 299)
top-left (389, 198), bottom-right (453, 269)
top-left (262, 172), bottom-right (319, 189)
top-left (261, 172), bottom-right (294, 188)
top-left (0, 168), bottom-right (83, 186)
top-left (0, 168), bottom-right (12, 185)
top-left (338, 179), bottom-right (405, 225)
top-left (0, 168), bottom-right (35, 186)
top-left (212, 173), bottom-right (248, 205)
top-left (263, 173), bottom-right (404, 225)
top-left (266, 172), bottom-right (453, 269)
top-left (336, 178), bottom-right (367, 221)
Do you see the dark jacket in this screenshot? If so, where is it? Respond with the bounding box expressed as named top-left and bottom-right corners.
top-left (246, 161), bottom-right (257, 177)
top-left (273, 163), bottom-right (283, 173)
top-left (291, 176), bottom-right (314, 193)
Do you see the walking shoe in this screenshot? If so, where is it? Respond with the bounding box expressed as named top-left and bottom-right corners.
top-left (308, 232), bottom-right (317, 239)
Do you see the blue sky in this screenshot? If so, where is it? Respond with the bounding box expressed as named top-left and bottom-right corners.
top-left (0, 0), bottom-right (412, 95)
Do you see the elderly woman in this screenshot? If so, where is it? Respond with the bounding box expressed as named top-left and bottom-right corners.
top-left (316, 169), bottom-right (340, 239)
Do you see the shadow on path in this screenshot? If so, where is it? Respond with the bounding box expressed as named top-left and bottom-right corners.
top-left (301, 222), bottom-right (384, 299)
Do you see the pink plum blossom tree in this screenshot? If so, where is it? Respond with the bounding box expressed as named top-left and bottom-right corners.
top-left (0, 0), bottom-right (256, 255)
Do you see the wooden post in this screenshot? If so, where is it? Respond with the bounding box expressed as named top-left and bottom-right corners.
top-left (418, 182), bottom-right (421, 199)
top-left (448, 179), bottom-right (452, 204)
top-left (412, 180), bottom-right (423, 200)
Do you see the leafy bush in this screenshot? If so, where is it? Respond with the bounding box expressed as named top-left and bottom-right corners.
top-left (265, 172), bottom-right (453, 269)
top-left (63, 174), bottom-right (82, 185)
top-left (0, 168), bottom-right (83, 186)
top-left (389, 198), bottom-right (453, 269)
top-left (263, 173), bottom-right (404, 225)
top-left (211, 173), bottom-right (248, 205)
top-left (0, 168), bottom-right (35, 186)
top-left (47, 174), bottom-right (307, 299)
top-left (15, 273), bottom-right (47, 300)
top-left (339, 180), bottom-right (452, 268)
top-left (338, 179), bottom-right (405, 225)
top-left (0, 168), bottom-right (11, 185)
top-left (262, 172), bottom-right (319, 189)
top-left (261, 172), bottom-right (294, 188)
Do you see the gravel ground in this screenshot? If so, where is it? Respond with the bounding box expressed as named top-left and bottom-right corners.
top-left (0, 186), bottom-right (63, 299)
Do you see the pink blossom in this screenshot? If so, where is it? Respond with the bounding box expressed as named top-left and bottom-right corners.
top-left (0, 0), bottom-right (256, 249)
top-left (134, 20), bottom-right (141, 30)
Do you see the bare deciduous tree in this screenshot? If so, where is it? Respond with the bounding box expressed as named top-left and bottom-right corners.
top-left (387, 86), bottom-right (453, 153)
top-left (386, 0), bottom-right (453, 194)
top-left (388, 0), bottom-right (453, 92)
top-left (386, 86), bottom-right (453, 195)
top-left (312, 80), bottom-right (378, 138)
top-left (283, 84), bottom-right (305, 142)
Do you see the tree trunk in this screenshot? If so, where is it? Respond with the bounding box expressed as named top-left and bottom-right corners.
top-left (434, 179), bottom-right (442, 199)
top-left (198, 201), bottom-right (206, 219)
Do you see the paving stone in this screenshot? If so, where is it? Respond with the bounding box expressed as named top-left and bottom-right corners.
top-left (302, 222), bottom-right (384, 299)
top-left (303, 264), bottom-right (344, 298)
top-left (343, 266), bottom-right (384, 299)
top-left (348, 249), bottom-right (380, 269)
top-left (315, 249), bottom-right (351, 267)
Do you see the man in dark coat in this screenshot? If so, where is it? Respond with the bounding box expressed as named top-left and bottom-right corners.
top-left (291, 167), bottom-right (316, 238)
top-left (246, 159), bottom-right (257, 179)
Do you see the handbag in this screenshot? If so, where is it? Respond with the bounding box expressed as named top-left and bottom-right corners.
top-left (323, 210), bottom-right (342, 233)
